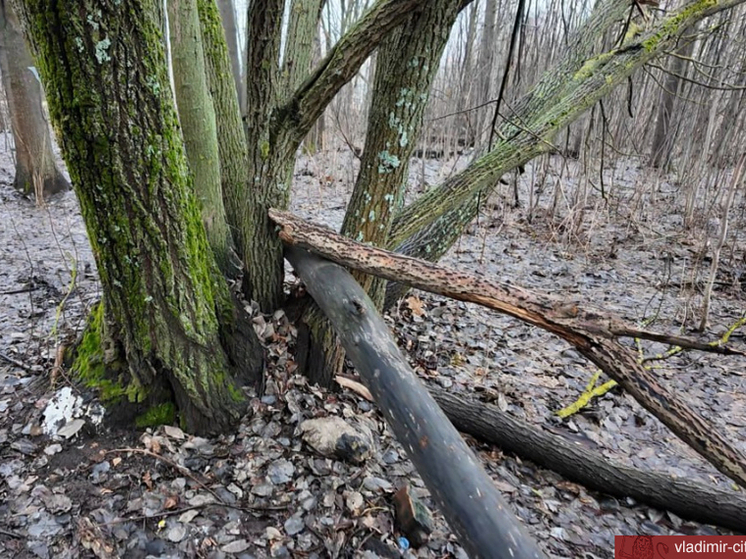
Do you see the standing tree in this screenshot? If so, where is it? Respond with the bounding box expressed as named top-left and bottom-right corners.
top-left (14, 0), bottom-right (263, 434)
top-left (0, 0), bottom-right (68, 200)
top-left (13, 0), bottom-right (746, 444)
top-left (12, 0), bottom-right (746, 554)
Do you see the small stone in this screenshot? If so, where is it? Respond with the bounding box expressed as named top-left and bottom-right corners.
top-left (167, 524), bottom-right (187, 542)
top-left (44, 444), bottom-right (62, 456)
top-left (284, 515), bottom-right (304, 536)
top-left (221, 539), bottom-right (250, 554)
top-left (267, 459), bottom-right (294, 484)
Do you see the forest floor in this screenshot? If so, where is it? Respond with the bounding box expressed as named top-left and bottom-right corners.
top-left (1, 137), bottom-right (745, 559)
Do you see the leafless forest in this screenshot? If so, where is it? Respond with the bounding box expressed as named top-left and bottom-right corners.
top-left (1, 0), bottom-right (745, 557)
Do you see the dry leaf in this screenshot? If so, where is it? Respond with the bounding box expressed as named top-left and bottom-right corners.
top-left (164, 494), bottom-right (179, 509)
top-left (405, 296), bottom-right (426, 317)
top-left (335, 376), bottom-right (373, 401)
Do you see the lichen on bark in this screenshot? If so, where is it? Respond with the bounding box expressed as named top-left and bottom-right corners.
top-left (16, 0), bottom-right (263, 434)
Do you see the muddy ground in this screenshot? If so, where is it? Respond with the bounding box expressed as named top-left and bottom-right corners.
top-left (1, 136), bottom-right (745, 558)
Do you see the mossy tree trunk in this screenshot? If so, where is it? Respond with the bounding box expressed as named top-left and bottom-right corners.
top-left (0, 0), bottom-right (69, 200)
top-left (298, 0), bottom-right (463, 386)
top-left (196, 0), bottom-right (250, 260)
top-left (383, 0), bottom-right (746, 308)
top-left (236, 0), bottom-right (425, 311)
top-left (168, 0), bottom-right (236, 276)
top-left (15, 0), bottom-right (263, 435)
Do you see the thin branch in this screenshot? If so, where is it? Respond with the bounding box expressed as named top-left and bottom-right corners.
top-left (648, 62), bottom-right (746, 90)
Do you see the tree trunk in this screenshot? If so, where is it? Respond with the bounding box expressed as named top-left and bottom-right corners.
top-left (286, 245), bottom-right (546, 559)
top-left (16, 0), bottom-right (263, 435)
top-left (475, 0), bottom-right (498, 146)
top-left (0, 0), bottom-right (69, 201)
top-left (432, 387), bottom-right (746, 534)
top-left (168, 0), bottom-right (236, 275)
top-left (649, 30), bottom-right (696, 170)
top-left (215, 0), bottom-right (244, 114)
top-left (297, 0), bottom-right (463, 387)
top-left (197, 0), bottom-right (249, 264)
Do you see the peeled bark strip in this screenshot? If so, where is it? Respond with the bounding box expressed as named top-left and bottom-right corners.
top-left (269, 209), bottom-right (746, 488)
top-left (431, 387), bottom-right (746, 534)
top-left (285, 246), bottom-right (546, 559)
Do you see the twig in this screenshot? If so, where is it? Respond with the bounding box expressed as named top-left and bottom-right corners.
top-left (0, 351), bottom-right (33, 371)
top-left (106, 448), bottom-right (225, 505)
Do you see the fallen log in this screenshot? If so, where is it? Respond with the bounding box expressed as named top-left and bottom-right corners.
top-left (284, 246), bottom-right (546, 559)
top-left (430, 387), bottom-right (746, 533)
top-left (268, 208), bottom-right (746, 489)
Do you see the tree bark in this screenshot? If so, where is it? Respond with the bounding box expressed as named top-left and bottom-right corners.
top-left (0, 0), bottom-right (68, 200)
top-left (298, 0), bottom-right (463, 387)
top-left (432, 387), bottom-right (746, 534)
top-left (168, 0), bottom-right (236, 275)
top-left (16, 0), bottom-right (263, 435)
top-left (197, 0), bottom-right (249, 264)
top-left (286, 245), bottom-right (546, 559)
top-left (387, 0), bottom-right (746, 259)
top-left (215, 0), bottom-right (244, 114)
top-left (269, 209), bottom-right (746, 488)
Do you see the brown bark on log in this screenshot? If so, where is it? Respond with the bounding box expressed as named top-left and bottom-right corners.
top-left (285, 246), bottom-right (546, 559)
top-left (430, 387), bottom-right (746, 534)
top-left (269, 209), bottom-right (746, 488)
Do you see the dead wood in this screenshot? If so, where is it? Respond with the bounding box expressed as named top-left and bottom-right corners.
top-left (430, 387), bottom-right (746, 533)
top-left (269, 208), bottom-right (746, 488)
top-left (284, 245), bottom-right (546, 559)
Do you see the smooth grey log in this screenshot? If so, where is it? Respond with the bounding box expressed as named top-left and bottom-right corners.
top-left (431, 387), bottom-right (746, 534)
top-left (285, 246), bottom-right (546, 559)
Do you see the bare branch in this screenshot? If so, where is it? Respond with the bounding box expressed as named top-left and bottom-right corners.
top-left (279, 0), bottom-right (445, 143)
top-left (269, 209), bottom-right (746, 488)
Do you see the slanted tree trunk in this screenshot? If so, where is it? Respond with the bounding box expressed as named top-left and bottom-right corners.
top-left (286, 245), bottom-right (547, 559)
top-left (15, 0), bottom-right (263, 435)
top-left (297, 0), bottom-right (463, 387)
top-left (384, 0), bottom-right (746, 309)
top-left (0, 0), bottom-right (68, 200)
top-left (168, 0), bottom-right (236, 275)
